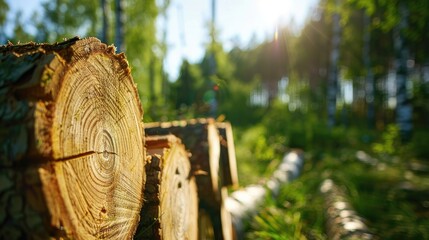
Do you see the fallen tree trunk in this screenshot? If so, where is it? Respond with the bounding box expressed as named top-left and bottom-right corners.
top-left (136, 135), bottom-right (198, 240)
top-left (225, 150), bottom-right (304, 239)
top-left (320, 179), bottom-right (375, 240)
top-left (0, 37), bottom-right (145, 239)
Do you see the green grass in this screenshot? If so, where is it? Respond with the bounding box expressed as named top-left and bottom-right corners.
top-left (234, 125), bottom-right (281, 186)
top-left (233, 118), bottom-right (429, 239)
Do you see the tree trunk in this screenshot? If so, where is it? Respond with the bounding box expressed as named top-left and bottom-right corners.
top-left (394, 2), bottom-right (412, 141)
top-left (145, 118), bottom-right (222, 208)
top-left (327, 0), bottom-right (341, 128)
top-left (0, 37), bottom-right (145, 239)
top-left (226, 151), bottom-right (304, 239)
top-left (100, 0), bottom-right (110, 43)
top-left (136, 135), bottom-right (198, 240)
top-left (363, 13), bottom-right (375, 128)
top-left (115, 0), bottom-right (125, 53)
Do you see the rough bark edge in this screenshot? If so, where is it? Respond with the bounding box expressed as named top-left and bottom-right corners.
top-left (137, 135), bottom-right (197, 239)
top-left (1, 37), bottom-right (142, 162)
top-left (145, 118), bottom-right (222, 207)
top-left (1, 37), bottom-right (145, 239)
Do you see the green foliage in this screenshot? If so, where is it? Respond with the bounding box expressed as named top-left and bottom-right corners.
top-left (409, 129), bottom-right (429, 159)
top-left (322, 152), bottom-right (429, 240)
top-left (200, 40), bottom-right (235, 81)
top-left (218, 80), bottom-right (264, 126)
top-left (261, 101), bottom-right (368, 152)
top-left (246, 157), bottom-right (327, 239)
top-left (168, 60), bottom-right (205, 118)
top-left (2, 0), bottom-right (164, 119)
top-left (372, 124), bottom-right (400, 156)
top-left (243, 137), bottom-right (429, 239)
top-left (234, 125), bottom-right (279, 186)
top-left (249, 207), bottom-right (306, 240)
top-left (125, 0), bottom-right (160, 109)
top-left (9, 11), bottom-right (33, 43)
top-left (39, 0), bottom-right (99, 42)
top-left (371, 123), bottom-right (429, 160)
top-left (0, 0), bottom-right (8, 25)
top-left (253, 135), bottom-right (276, 163)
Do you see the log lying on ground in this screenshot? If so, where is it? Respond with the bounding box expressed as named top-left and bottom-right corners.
top-left (225, 150), bottom-right (304, 239)
top-left (135, 135), bottom-right (198, 240)
top-left (320, 179), bottom-right (375, 240)
top-left (145, 119), bottom-right (222, 207)
top-left (0, 38), bottom-right (145, 239)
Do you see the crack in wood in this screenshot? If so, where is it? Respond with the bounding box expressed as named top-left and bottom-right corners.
top-left (54, 150), bottom-right (118, 162)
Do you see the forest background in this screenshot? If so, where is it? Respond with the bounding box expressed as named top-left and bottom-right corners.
top-left (1, 0), bottom-right (429, 238)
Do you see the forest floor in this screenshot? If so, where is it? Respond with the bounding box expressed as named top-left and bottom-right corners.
top-left (234, 125), bottom-right (429, 240)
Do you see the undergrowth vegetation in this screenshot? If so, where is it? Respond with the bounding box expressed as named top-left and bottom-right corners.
top-left (232, 103), bottom-right (429, 239)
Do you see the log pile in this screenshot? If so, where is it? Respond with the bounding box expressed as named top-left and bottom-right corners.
top-left (145, 119), bottom-right (238, 240)
top-left (135, 135), bottom-right (198, 240)
top-left (145, 119), bottom-right (222, 206)
top-left (0, 38), bottom-right (240, 239)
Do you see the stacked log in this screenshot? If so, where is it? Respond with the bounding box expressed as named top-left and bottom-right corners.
top-left (145, 119), bottom-right (236, 240)
top-left (135, 135), bottom-right (198, 240)
top-left (145, 119), bottom-right (221, 205)
top-left (0, 38), bottom-right (145, 239)
top-left (1, 38), bottom-right (242, 240)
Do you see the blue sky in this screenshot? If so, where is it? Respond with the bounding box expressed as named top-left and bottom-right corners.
top-left (5, 0), bottom-right (318, 80)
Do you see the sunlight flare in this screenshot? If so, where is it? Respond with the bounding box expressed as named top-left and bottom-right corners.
top-left (257, 0), bottom-right (294, 26)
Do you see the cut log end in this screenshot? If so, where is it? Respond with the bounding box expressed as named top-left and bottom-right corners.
top-left (145, 118), bottom-right (222, 208)
top-left (136, 135), bottom-right (198, 240)
top-left (1, 38), bottom-right (145, 239)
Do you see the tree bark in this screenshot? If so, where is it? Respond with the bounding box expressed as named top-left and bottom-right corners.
top-left (145, 118), bottom-right (222, 208)
top-left (0, 37), bottom-right (145, 239)
top-left (136, 135), bottom-right (198, 240)
top-left (216, 122), bottom-right (238, 188)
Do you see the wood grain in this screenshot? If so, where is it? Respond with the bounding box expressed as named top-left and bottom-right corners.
top-left (0, 38), bottom-right (145, 239)
top-left (145, 118), bottom-right (222, 208)
top-left (136, 135), bottom-right (198, 240)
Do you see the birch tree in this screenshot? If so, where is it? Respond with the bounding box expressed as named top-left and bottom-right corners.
top-left (327, 0), bottom-right (341, 127)
top-left (394, 2), bottom-right (412, 141)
